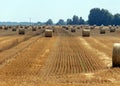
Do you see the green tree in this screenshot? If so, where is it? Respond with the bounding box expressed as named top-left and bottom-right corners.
top-left (79, 17), bottom-right (85, 25)
top-left (36, 21), bottom-right (43, 25)
top-left (100, 9), bottom-right (113, 25)
top-left (56, 19), bottom-right (66, 25)
top-left (72, 15), bottom-right (79, 25)
top-left (45, 19), bottom-right (53, 25)
top-left (88, 8), bottom-right (101, 25)
top-left (88, 8), bottom-right (113, 26)
top-left (67, 19), bottom-right (72, 25)
top-left (112, 14), bottom-right (120, 25)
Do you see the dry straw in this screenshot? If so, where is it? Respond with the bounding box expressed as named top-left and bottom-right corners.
top-left (100, 27), bottom-right (105, 34)
top-left (45, 29), bottom-right (53, 37)
top-left (12, 27), bottom-right (17, 31)
top-left (82, 29), bottom-right (90, 37)
top-left (71, 28), bottom-right (76, 32)
top-left (18, 28), bottom-right (25, 35)
top-left (112, 43), bottom-right (120, 67)
top-left (32, 27), bottom-right (36, 31)
top-left (110, 27), bottom-right (115, 32)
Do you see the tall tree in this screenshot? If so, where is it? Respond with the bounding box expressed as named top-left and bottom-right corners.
top-left (88, 8), bottom-right (113, 25)
top-left (56, 19), bottom-right (66, 25)
top-left (79, 17), bottom-right (85, 25)
top-left (72, 15), bottom-right (79, 25)
top-left (112, 13), bottom-right (120, 25)
top-left (45, 19), bottom-right (53, 25)
top-left (100, 9), bottom-right (113, 25)
top-left (88, 8), bottom-right (101, 25)
top-left (67, 19), bottom-right (72, 25)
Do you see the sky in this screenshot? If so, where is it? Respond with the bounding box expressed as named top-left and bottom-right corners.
top-left (0, 0), bottom-right (120, 23)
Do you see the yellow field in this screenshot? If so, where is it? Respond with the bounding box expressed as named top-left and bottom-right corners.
top-left (0, 26), bottom-right (120, 86)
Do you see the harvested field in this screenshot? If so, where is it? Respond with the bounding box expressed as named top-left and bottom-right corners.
top-left (0, 25), bottom-right (120, 86)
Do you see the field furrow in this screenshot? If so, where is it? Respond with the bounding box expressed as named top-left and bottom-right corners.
top-left (0, 26), bottom-right (120, 86)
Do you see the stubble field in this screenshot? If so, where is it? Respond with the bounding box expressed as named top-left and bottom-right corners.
top-left (0, 25), bottom-right (120, 86)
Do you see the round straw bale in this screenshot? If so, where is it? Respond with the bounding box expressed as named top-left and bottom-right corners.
top-left (100, 27), bottom-right (106, 34)
top-left (53, 28), bottom-right (55, 32)
top-left (38, 26), bottom-right (42, 29)
top-left (82, 29), bottom-right (90, 37)
top-left (112, 43), bottom-right (120, 67)
top-left (32, 27), bottom-right (36, 31)
top-left (45, 29), bottom-right (53, 37)
top-left (77, 27), bottom-right (80, 29)
top-left (80, 25), bottom-right (83, 29)
top-left (43, 26), bottom-right (46, 28)
top-left (71, 28), bottom-right (76, 32)
top-left (62, 26), bottom-right (66, 29)
top-left (25, 26), bottom-right (28, 29)
top-left (110, 27), bottom-right (115, 32)
top-left (8, 26), bottom-right (12, 29)
top-left (18, 28), bottom-right (25, 35)
top-left (90, 25), bottom-right (96, 30)
top-left (0, 26), bottom-right (2, 29)
top-left (12, 27), bottom-right (17, 31)
top-left (116, 25), bottom-right (119, 29)
top-left (65, 27), bottom-right (69, 30)
top-left (4, 26), bottom-right (8, 30)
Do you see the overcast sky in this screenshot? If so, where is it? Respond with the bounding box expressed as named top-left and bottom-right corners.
top-left (0, 0), bottom-right (120, 22)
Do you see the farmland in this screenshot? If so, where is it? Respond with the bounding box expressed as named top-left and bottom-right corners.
top-left (0, 25), bottom-right (120, 86)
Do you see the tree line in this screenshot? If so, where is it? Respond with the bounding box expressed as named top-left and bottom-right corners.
top-left (36, 8), bottom-right (120, 26)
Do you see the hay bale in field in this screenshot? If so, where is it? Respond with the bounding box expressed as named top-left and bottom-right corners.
top-left (110, 27), bottom-right (116, 32)
top-left (45, 29), bottom-right (53, 37)
top-left (4, 26), bottom-right (8, 30)
top-left (8, 26), bottom-right (12, 29)
top-left (71, 28), bottom-right (76, 32)
top-left (43, 26), bottom-right (46, 28)
top-left (80, 25), bottom-right (83, 29)
top-left (53, 28), bottom-right (55, 32)
top-left (32, 27), bottom-right (36, 31)
top-left (12, 27), bottom-right (16, 31)
top-left (18, 28), bottom-right (25, 35)
top-left (116, 25), bottom-right (119, 29)
top-left (77, 27), bottom-right (80, 29)
top-left (90, 25), bottom-right (96, 30)
top-left (100, 27), bottom-right (106, 34)
top-left (112, 43), bottom-right (120, 67)
top-left (62, 26), bottom-right (66, 29)
top-left (0, 26), bottom-right (2, 29)
top-left (65, 27), bottom-right (69, 30)
top-left (24, 26), bottom-right (28, 29)
top-left (82, 29), bottom-right (90, 37)
top-left (38, 26), bottom-right (41, 29)
top-left (16, 25), bottom-right (19, 28)
top-left (20, 26), bottom-right (23, 28)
